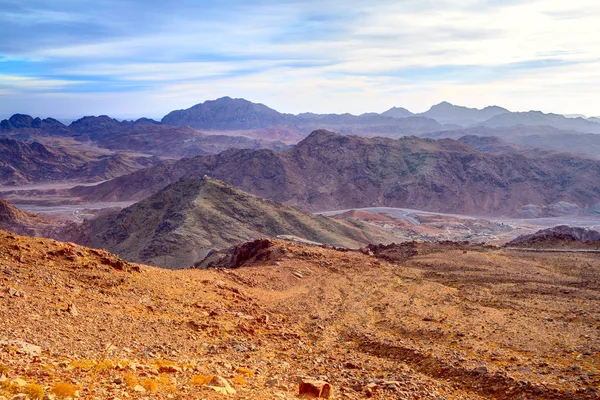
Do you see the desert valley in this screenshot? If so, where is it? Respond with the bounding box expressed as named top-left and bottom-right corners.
top-left (0, 96), bottom-right (599, 399)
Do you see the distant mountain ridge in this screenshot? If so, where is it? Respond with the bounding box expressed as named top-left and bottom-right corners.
top-left (479, 110), bottom-right (600, 133)
top-left (161, 96), bottom-right (453, 137)
top-left (84, 177), bottom-right (393, 268)
top-left (0, 112), bottom-right (289, 159)
top-left (418, 101), bottom-right (509, 126)
top-left (71, 130), bottom-right (600, 216)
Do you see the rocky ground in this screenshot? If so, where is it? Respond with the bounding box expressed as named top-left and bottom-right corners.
top-left (0, 230), bottom-right (598, 399)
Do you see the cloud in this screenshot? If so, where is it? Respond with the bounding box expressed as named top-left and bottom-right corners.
top-left (0, 0), bottom-right (599, 118)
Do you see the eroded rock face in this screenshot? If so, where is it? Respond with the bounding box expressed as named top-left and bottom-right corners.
top-left (194, 238), bottom-right (275, 269)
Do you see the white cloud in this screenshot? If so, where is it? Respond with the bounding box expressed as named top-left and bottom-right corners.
top-left (2, 0), bottom-right (600, 117)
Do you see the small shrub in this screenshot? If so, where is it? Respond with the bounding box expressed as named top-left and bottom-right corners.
top-left (124, 372), bottom-right (137, 388)
top-left (140, 378), bottom-right (158, 393)
top-left (23, 383), bottom-right (44, 399)
top-left (232, 376), bottom-right (246, 385)
top-left (70, 359), bottom-right (95, 371)
top-left (51, 382), bottom-right (79, 399)
top-left (235, 367), bottom-right (255, 377)
top-left (0, 364), bottom-right (8, 375)
top-left (159, 374), bottom-right (178, 393)
top-left (190, 374), bottom-right (214, 386)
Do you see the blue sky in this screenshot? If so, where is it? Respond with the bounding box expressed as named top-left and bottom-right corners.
top-left (1, 0), bottom-right (599, 119)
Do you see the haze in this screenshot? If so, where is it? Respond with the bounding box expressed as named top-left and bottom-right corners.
top-left (1, 0), bottom-right (599, 119)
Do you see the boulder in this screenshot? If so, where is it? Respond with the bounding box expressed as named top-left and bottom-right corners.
top-left (299, 379), bottom-right (332, 398)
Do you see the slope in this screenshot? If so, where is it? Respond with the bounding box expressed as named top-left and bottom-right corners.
top-left (0, 199), bottom-right (59, 236)
top-left (1, 232), bottom-right (598, 399)
top-left (85, 177), bottom-right (393, 268)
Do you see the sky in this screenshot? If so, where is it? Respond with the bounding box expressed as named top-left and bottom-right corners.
top-left (1, 0), bottom-right (599, 120)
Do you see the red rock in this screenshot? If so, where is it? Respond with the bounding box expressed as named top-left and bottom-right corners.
top-left (299, 379), bottom-right (332, 398)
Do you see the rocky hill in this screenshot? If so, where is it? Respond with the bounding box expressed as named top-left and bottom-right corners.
top-left (506, 225), bottom-right (600, 249)
top-left (1, 231), bottom-right (598, 399)
top-left (72, 130), bottom-right (600, 216)
top-left (0, 137), bottom-right (156, 185)
top-left (0, 199), bottom-right (58, 236)
top-left (84, 177), bottom-right (393, 268)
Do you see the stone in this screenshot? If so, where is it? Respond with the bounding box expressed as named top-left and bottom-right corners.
top-left (11, 378), bottom-right (27, 387)
top-left (207, 376), bottom-right (236, 395)
top-left (474, 366), bottom-right (488, 375)
top-left (132, 385), bottom-right (146, 393)
top-left (299, 379), bottom-right (332, 398)
top-left (233, 344), bottom-right (247, 352)
top-left (264, 378), bottom-right (280, 387)
top-left (7, 288), bottom-right (24, 297)
top-left (67, 303), bottom-right (78, 317)
top-left (0, 340), bottom-right (42, 356)
top-left (158, 364), bottom-right (181, 373)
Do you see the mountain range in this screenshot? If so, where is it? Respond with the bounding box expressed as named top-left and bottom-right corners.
top-left (4, 97), bottom-right (600, 172)
top-left (70, 130), bottom-right (600, 216)
top-left (82, 177), bottom-right (393, 268)
top-left (162, 96), bottom-right (600, 135)
top-left (0, 113), bottom-right (289, 160)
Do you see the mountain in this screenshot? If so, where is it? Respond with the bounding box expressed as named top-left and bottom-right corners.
top-left (162, 97), bottom-right (453, 138)
top-left (162, 96), bottom-right (291, 130)
top-left (506, 225), bottom-right (600, 249)
top-left (0, 199), bottom-right (58, 235)
top-left (479, 110), bottom-right (600, 133)
top-left (380, 106), bottom-right (414, 118)
top-left (419, 102), bottom-right (509, 126)
top-left (423, 125), bottom-right (600, 159)
top-left (68, 115), bottom-right (288, 157)
top-left (0, 137), bottom-right (157, 185)
top-left (1, 113), bottom-right (289, 159)
top-left (71, 130), bottom-right (600, 216)
top-left (0, 114), bottom-right (72, 136)
top-left (84, 177), bottom-right (393, 268)
top-left (456, 135), bottom-right (521, 154)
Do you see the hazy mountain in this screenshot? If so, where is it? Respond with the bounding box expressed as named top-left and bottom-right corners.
top-left (1, 113), bottom-right (289, 158)
top-left (456, 135), bottom-right (521, 154)
top-left (162, 96), bottom-right (291, 130)
top-left (479, 110), bottom-right (600, 133)
top-left (162, 97), bottom-right (452, 138)
top-left (0, 137), bottom-right (157, 185)
top-left (85, 177), bottom-right (392, 268)
top-left (423, 125), bottom-right (600, 159)
top-left (419, 101), bottom-right (509, 126)
top-left (71, 130), bottom-right (600, 216)
top-left (380, 107), bottom-right (414, 118)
